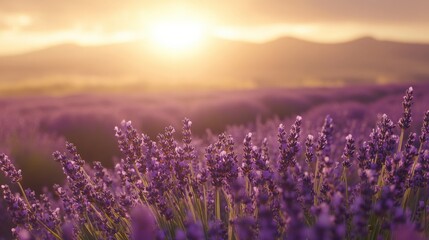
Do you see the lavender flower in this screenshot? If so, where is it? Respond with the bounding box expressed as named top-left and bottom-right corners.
top-left (182, 118), bottom-right (196, 163)
top-left (320, 115), bottom-right (334, 158)
top-left (0, 154), bottom-right (22, 183)
top-left (158, 125), bottom-right (177, 172)
top-left (207, 134), bottom-right (239, 188)
top-left (341, 134), bottom-right (355, 168)
top-left (357, 141), bottom-right (371, 170)
top-left (65, 141), bottom-right (85, 166)
top-left (305, 134), bottom-right (315, 164)
top-left (399, 86), bottom-right (414, 129)
top-left (206, 145), bottom-right (223, 188)
top-left (419, 110), bottom-right (429, 144)
top-left (1, 185), bottom-right (29, 225)
top-left (278, 116), bottom-right (302, 173)
top-left (242, 132), bottom-right (254, 178)
top-left (367, 114), bottom-right (396, 170)
top-left (174, 146), bottom-right (191, 190)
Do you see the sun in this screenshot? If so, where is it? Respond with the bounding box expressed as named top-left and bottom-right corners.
top-left (148, 18), bottom-right (205, 53)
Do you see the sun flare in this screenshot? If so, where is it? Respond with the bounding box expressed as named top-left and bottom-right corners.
top-left (148, 18), bottom-right (205, 53)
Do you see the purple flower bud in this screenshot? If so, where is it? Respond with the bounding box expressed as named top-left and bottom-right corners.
top-left (0, 154), bottom-right (22, 182)
top-left (342, 134), bottom-right (355, 168)
top-left (319, 115), bottom-right (334, 158)
top-left (242, 132), bottom-right (254, 177)
top-left (399, 86), bottom-right (413, 129)
top-left (1, 185), bottom-right (29, 225)
top-left (419, 110), bottom-right (429, 144)
top-left (278, 116), bottom-right (302, 172)
top-left (305, 134), bottom-right (315, 164)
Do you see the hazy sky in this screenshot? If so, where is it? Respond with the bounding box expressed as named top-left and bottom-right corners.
top-left (1, 0), bottom-right (429, 55)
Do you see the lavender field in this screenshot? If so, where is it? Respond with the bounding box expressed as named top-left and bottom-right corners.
top-left (1, 83), bottom-right (429, 239)
top-left (0, 84), bottom-right (423, 189)
top-left (3, 1), bottom-right (429, 239)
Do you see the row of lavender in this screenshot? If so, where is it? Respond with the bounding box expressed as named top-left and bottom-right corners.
top-left (0, 84), bottom-right (420, 192)
top-left (1, 86), bottom-right (429, 239)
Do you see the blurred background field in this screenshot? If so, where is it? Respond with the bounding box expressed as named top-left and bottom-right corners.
top-left (1, 83), bottom-right (429, 191)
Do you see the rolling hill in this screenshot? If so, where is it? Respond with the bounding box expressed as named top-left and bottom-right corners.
top-left (1, 36), bottom-right (429, 92)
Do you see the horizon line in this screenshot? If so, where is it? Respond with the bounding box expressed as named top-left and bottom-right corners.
top-left (2, 34), bottom-right (429, 57)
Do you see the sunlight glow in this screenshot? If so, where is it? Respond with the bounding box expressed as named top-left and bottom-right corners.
top-left (147, 12), bottom-right (206, 53)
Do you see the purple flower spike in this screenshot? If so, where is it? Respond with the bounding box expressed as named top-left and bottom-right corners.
top-left (1, 185), bottom-right (29, 225)
top-left (182, 118), bottom-right (195, 156)
top-left (0, 154), bottom-right (22, 183)
top-left (399, 86), bottom-right (414, 129)
top-left (242, 132), bottom-right (254, 177)
top-left (342, 134), bottom-right (355, 168)
top-left (305, 134), bottom-right (315, 164)
top-left (320, 115), bottom-right (334, 158)
top-left (419, 110), bottom-right (429, 144)
top-left (278, 116), bottom-right (302, 172)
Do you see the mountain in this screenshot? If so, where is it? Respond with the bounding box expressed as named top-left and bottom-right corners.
top-left (1, 36), bottom-right (429, 92)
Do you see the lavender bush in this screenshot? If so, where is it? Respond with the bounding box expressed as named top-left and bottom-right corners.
top-left (1, 86), bottom-right (429, 240)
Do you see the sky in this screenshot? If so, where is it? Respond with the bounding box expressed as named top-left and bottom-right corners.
top-left (1, 0), bottom-right (429, 55)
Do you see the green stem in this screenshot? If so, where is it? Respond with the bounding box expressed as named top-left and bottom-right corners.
top-left (342, 167), bottom-right (349, 209)
top-left (402, 189), bottom-right (411, 209)
top-left (342, 167), bottom-right (353, 240)
top-left (410, 144), bottom-right (423, 179)
top-left (317, 174), bottom-right (324, 200)
top-left (375, 165), bottom-right (386, 201)
top-left (369, 217), bottom-right (381, 240)
top-left (17, 182), bottom-right (31, 207)
top-left (313, 158), bottom-right (320, 205)
top-left (215, 188), bottom-right (221, 221)
top-left (411, 188), bottom-right (421, 220)
top-left (245, 177), bottom-right (251, 199)
top-left (425, 200), bottom-right (428, 237)
top-left (202, 184), bottom-right (209, 238)
top-left (224, 189), bottom-right (234, 240)
top-left (397, 129), bottom-right (405, 153)
top-left (185, 189), bottom-right (197, 221)
top-left (402, 144), bottom-right (423, 209)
